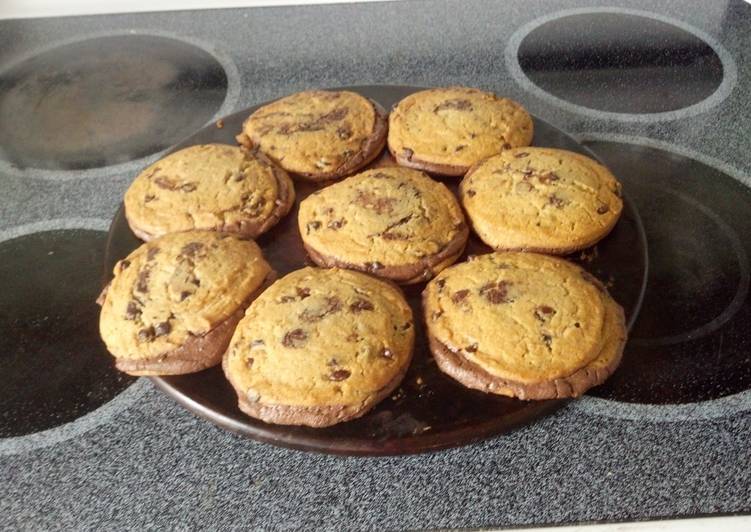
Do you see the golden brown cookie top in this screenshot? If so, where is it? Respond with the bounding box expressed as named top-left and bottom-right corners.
top-left (388, 86), bottom-right (533, 175)
top-left (298, 167), bottom-right (466, 270)
top-left (423, 252), bottom-right (609, 383)
top-left (224, 267), bottom-right (414, 408)
top-left (124, 144), bottom-right (294, 240)
top-left (99, 231), bottom-right (272, 361)
top-left (460, 148), bottom-right (623, 253)
top-left (241, 90), bottom-right (386, 180)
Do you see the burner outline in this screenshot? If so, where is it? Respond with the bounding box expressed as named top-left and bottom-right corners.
top-left (505, 7), bottom-right (738, 122)
top-left (0, 218), bottom-right (148, 456)
top-left (628, 183), bottom-right (750, 347)
top-left (571, 134), bottom-right (751, 420)
top-left (0, 30), bottom-right (240, 182)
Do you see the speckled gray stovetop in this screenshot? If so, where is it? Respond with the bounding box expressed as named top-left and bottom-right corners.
top-left (1, 0), bottom-right (750, 529)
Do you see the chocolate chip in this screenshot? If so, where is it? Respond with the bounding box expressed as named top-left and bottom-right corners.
top-left (466, 189), bottom-right (476, 197)
top-left (138, 326), bottom-right (155, 342)
top-left (154, 321), bottom-right (171, 337)
top-left (433, 99), bottom-right (473, 112)
top-left (146, 247), bottom-right (160, 261)
top-left (245, 357), bottom-right (254, 369)
top-left (597, 204), bottom-right (610, 214)
top-left (119, 259), bottom-right (131, 271)
top-left (329, 369), bottom-right (351, 381)
top-left (514, 152), bottom-right (529, 158)
top-left (124, 301), bottom-right (141, 320)
top-left (381, 348), bottom-right (394, 359)
top-left (306, 221), bottom-right (321, 234)
top-left (153, 176), bottom-right (177, 190)
top-left (282, 328), bottom-right (307, 348)
top-left (327, 219), bottom-right (347, 230)
top-left (538, 172), bottom-right (560, 185)
top-left (455, 145), bottom-right (467, 152)
top-left (297, 287), bottom-right (311, 299)
top-left (136, 269), bottom-right (150, 293)
top-left (350, 298), bottom-right (374, 313)
top-left (180, 242), bottom-right (204, 258)
top-left (283, 107), bottom-right (349, 135)
top-left (541, 333), bottom-right (553, 350)
top-left (436, 279), bottom-right (446, 290)
top-left (574, 322), bottom-right (581, 328)
top-left (403, 148), bottom-right (414, 161)
top-left (502, 142), bottom-right (512, 150)
top-left (179, 291), bottom-right (191, 301)
top-left (479, 281), bottom-right (512, 304)
top-left (465, 343), bottom-right (478, 353)
top-left (534, 305), bottom-right (556, 322)
top-left (548, 193), bottom-right (569, 209)
top-left (451, 289), bottom-right (470, 304)
top-left (300, 296), bottom-right (342, 322)
top-left (355, 190), bottom-right (398, 215)
top-left (336, 124), bottom-right (352, 140)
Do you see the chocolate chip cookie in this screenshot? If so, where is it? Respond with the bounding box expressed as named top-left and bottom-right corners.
top-left (238, 90), bottom-right (388, 181)
top-left (460, 148), bottom-right (623, 254)
top-left (223, 267), bottom-right (414, 427)
top-left (298, 167), bottom-right (468, 284)
top-left (98, 231), bottom-right (274, 376)
top-left (124, 144), bottom-right (294, 241)
top-left (388, 86), bottom-right (533, 176)
top-left (423, 252), bottom-right (626, 399)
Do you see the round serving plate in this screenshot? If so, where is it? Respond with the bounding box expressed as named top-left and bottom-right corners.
top-left (103, 85), bottom-right (648, 455)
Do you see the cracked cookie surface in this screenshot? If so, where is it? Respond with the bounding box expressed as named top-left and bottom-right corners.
top-left (387, 86), bottom-right (533, 176)
top-left (239, 90), bottom-right (387, 180)
top-left (99, 231), bottom-right (273, 375)
top-left (124, 144), bottom-right (294, 241)
top-left (298, 167), bottom-right (468, 284)
top-left (460, 147), bottom-right (623, 253)
top-left (423, 252), bottom-right (626, 399)
top-left (223, 267), bottom-right (414, 427)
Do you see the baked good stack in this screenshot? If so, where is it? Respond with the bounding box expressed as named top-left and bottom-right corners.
top-left (99, 85), bottom-right (628, 428)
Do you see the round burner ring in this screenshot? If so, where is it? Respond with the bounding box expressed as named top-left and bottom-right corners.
top-left (629, 185), bottom-right (749, 347)
top-left (0, 219), bottom-right (149, 457)
top-left (572, 134), bottom-right (751, 420)
top-left (505, 7), bottom-right (737, 122)
top-left (0, 30), bottom-right (240, 181)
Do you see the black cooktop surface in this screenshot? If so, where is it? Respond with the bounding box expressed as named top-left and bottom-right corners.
top-left (1, 1), bottom-right (749, 529)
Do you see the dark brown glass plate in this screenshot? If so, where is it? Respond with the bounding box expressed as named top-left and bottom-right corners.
top-left (103, 85), bottom-right (648, 455)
